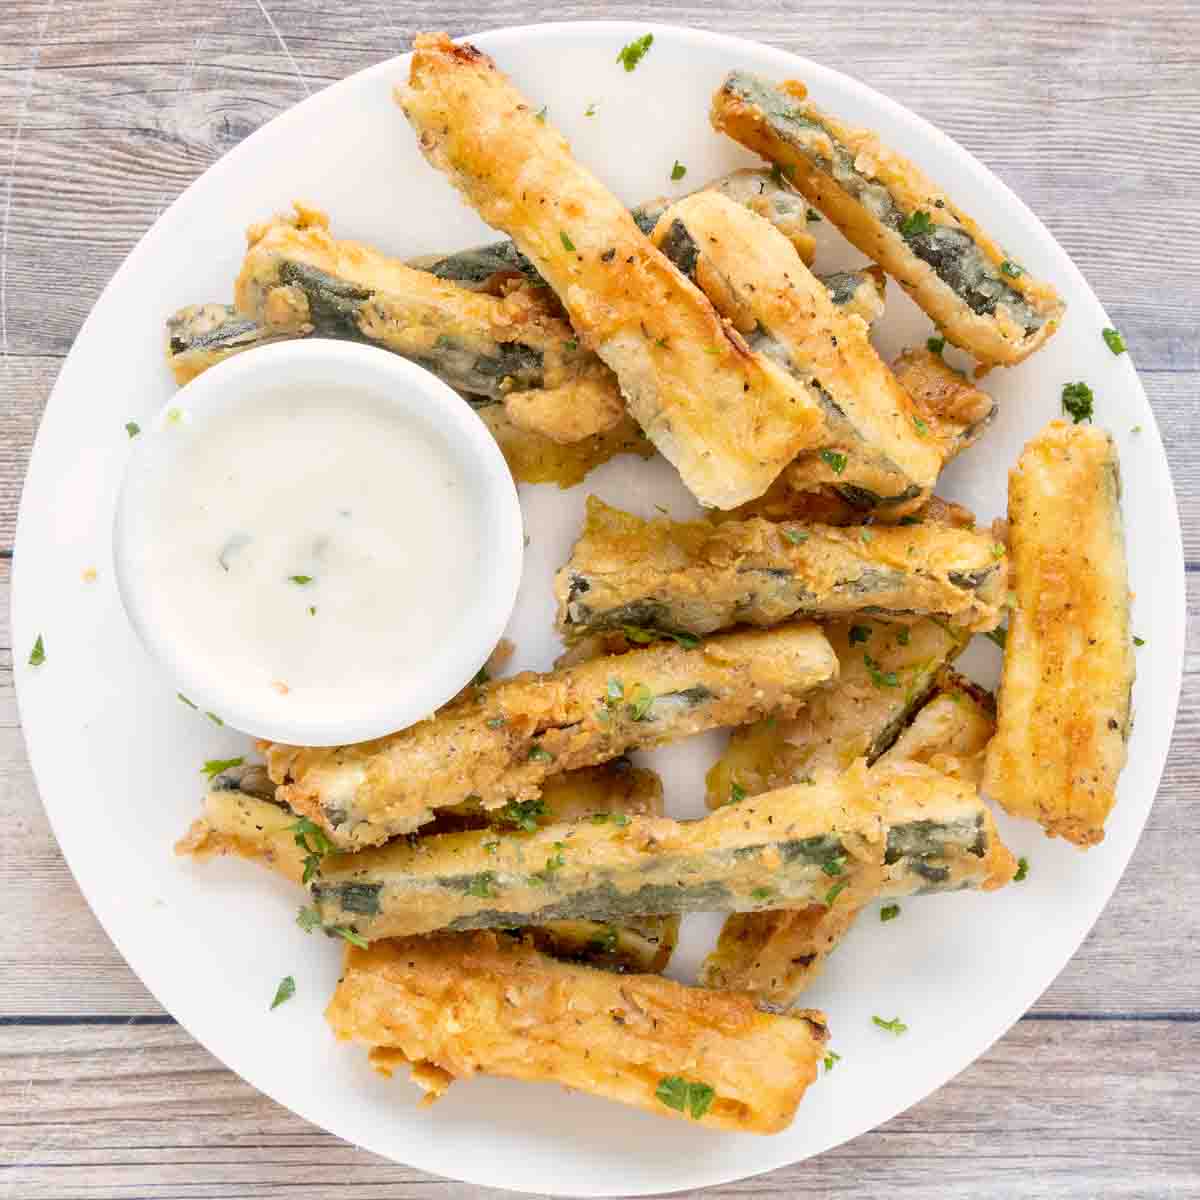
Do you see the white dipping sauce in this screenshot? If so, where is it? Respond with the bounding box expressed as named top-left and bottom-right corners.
top-left (131, 386), bottom-right (482, 715)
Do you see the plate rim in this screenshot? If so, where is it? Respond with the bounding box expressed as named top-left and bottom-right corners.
top-left (12, 18), bottom-right (1187, 1195)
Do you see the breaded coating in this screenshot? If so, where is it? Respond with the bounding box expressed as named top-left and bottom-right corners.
top-left (702, 672), bottom-right (997, 1004)
top-left (310, 761), bottom-right (1015, 941)
top-left (264, 623), bottom-right (838, 849)
top-left (233, 203), bottom-right (624, 444)
top-left (556, 497), bottom-right (1007, 643)
top-left (891, 347), bottom-right (997, 463)
top-left (984, 421), bottom-right (1134, 846)
top-left (326, 933), bottom-right (829, 1133)
top-left (711, 72), bottom-right (1065, 365)
top-left (398, 33), bottom-right (831, 509)
top-left (705, 618), bottom-right (966, 808)
top-left (652, 191), bottom-right (940, 509)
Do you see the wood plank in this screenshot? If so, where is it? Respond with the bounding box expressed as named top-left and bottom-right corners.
top-left (1, 560), bottom-right (1198, 1017)
top-left (0, 1017), bottom-right (1195, 1198)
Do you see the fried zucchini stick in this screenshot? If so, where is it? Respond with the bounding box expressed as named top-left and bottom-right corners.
top-left (711, 72), bottom-right (1065, 366)
top-left (176, 762), bottom-right (680, 975)
top-left (399, 33), bottom-right (830, 509)
top-left (232, 204), bottom-right (625, 445)
top-left (891, 346), bottom-right (996, 464)
top-left (310, 760), bottom-right (1015, 941)
top-left (702, 672), bottom-right (996, 1003)
top-left (984, 421), bottom-right (1134, 846)
top-left (326, 933), bottom-right (829, 1132)
top-left (556, 497), bottom-right (1007, 643)
top-left (706, 617), bottom-right (967, 808)
top-left (652, 191), bottom-right (940, 510)
top-left (265, 623), bottom-right (837, 850)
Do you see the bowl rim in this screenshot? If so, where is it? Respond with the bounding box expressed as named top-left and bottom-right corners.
top-left (111, 337), bottom-right (525, 745)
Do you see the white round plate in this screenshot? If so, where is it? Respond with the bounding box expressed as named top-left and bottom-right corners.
top-left (12, 21), bottom-right (1184, 1197)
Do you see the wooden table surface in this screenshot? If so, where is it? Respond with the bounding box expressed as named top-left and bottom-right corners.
top-left (2, 2), bottom-right (1198, 1195)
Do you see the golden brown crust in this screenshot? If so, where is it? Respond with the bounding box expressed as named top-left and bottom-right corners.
top-left (326, 933), bottom-right (828, 1133)
top-left (984, 421), bottom-right (1134, 846)
top-left (891, 347), bottom-right (997, 462)
top-left (710, 75), bottom-right (1065, 366)
top-left (264, 623), bottom-right (838, 849)
top-left (399, 34), bottom-right (830, 508)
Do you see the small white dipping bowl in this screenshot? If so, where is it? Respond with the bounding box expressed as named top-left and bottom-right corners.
top-left (114, 339), bottom-right (524, 746)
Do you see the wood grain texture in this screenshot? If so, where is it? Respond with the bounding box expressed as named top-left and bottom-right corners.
top-left (1, 0), bottom-right (1198, 1194)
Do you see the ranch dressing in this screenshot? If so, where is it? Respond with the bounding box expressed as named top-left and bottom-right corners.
top-left (130, 386), bottom-right (481, 717)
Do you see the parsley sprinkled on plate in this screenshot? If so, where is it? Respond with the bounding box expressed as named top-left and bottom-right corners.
top-left (823, 1050), bottom-right (841, 1071)
top-left (1133, 635), bottom-right (1145, 647)
top-left (296, 905), bottom-right (322, 933)
top-left (616, 33), bottom-right (653, 72)
top-left (560, 231), bottom-right (576, 252)
top-left (270, 975), bottom-right (296, 1010)
top-left (806, 207), bottom-right (822, 222)
top-left (1000, 259), bottom-right (1024, 278)
top-left (926, 336), bottom-right (945, 355)
top-left (1062, 381), bottom-right (1094, 424)
top-left (288, 574), bottom-right (313, 585)
top-left (1013, 856), bottom-right (1030, 882)
top-left (1102, 327), bottom-right (1126, 355)
top-left (880, 903), bottom-right (901, 922)
top-left (670, 160), bottom-right (687, 181)
top-left (873, 1015), bottom-right (908, 1035)
top-left (782, 528), bottom-right (809, 545)
top-left (655, 1075), bottom-right (714, 1120)
top-left (585, 102), bottom-right (597, 116)
top-left (28, 635), bottom-right (46, 667)
top-left (125, 420), bottom-right (141, 438)
top-left (729, 782), bottom-right (746, 804)
top-left (201, 756), bottom-right (244, 781)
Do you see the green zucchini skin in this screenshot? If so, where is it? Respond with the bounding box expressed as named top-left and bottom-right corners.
top-left (556, 498), bottom-right (1007, 645)
top-left (309, 763), bottom-right (1007, 941)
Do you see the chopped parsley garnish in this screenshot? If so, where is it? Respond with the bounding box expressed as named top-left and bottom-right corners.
top-left (783, 528), bottom-right (809, 545)
top-left (544, 843), bottom-right (566, 873)
top-left (986, 626), bottom-right (1008, 650)
top-left (864, 653), bottom-right (899, 688)
top-left (290, 816), bottom-right (334, 885)
top-left (296, 905), bottom-right (322, 933)
top-left (205, 711), bottom-right (224, 727)
top-left (926, 336), bottom-right (945, 355)
top-left (1062, 381), bottom-right (1094, 424)
top-left (823, 1050), bottom-right (841, 1071)
top-left (201, 755), bottom-right (244, 781)
top-left (487, 715), bottom-right (506, 729)
top-left (585, 102), bottom-right (597, 116)
top-left (528, 744), bottom-right (554, 763)
top-left (560, 231), bottom-right (576, 252)
top-left (1101, 327), bottom-right (1126, 355)
top-left (499, 798), bottom-right (546, 832)
top-left (534, 105), bottom-right (547, 121)
top-left (896, 629), bottom-right (910, 646)
top-left (483, 840), bottom-right (499, 855)
top-left (819, 448), bottom-right (848, 475)
top-left (1131, 425), bottom-right (1143, 434)
top-left (899, 210), bottom-right (933, 237)
top-left (621, 625), bottom-right (699, 650)
top-left (670, 160), bottom-right (687, 182)
top-left (872, 1015), bottom-right (908, 1035)
top-left (331, 925), bottom-right (368, 949)
top-left (590, 926), bottom-right (619, 955)
top-left (848, 625), bottom-right (872, 645)
top-left (751, 887), bottom-right (773, 901)
top-left (564, 338), bottom-right (578, 352)
top-left (1013, 856), bottom-right (1029, 882)
top-left (125, 420), bottom-right (141, 438)
top-left (606, 677), bottom-right (625, 704)
top-left (806, 207), bottom-right (822, 222)
top-left (28, 635), bottom-right (45, 667)
top-left (628, 683), bottom-right (655, 722)
top-left (655, 1075), bottom-right (714, 1120)
top-left (822, 856), bottom-right (846, 878)
top-left (729, 782), bottom-right (746, 804)
top-left (308, 606), bottom-right (316, 616)
top-left (165, 406), bottom-right (184, 426)
top-left (860, 529), bottom-right (873, 543)
top-left (1133, 635), bottom-right (1145, 647)
top-left (992, 543), bottom-right (1006, 559)
top-left (913, 416), bottom-right (929, 436)
top-left (616, 32), bottom-right (654, 72)
top-left (270, 975), bottom-right (296, 1010)
top-left (825, 880), bottom-right (847, 906)
top-left (178, 692), bottom-right (197, 708)
top-left (1000, 259), bottom-right (1024, 278)
top-left (591, 811), bottom-right (631, 826)
top-left (466, 871), bottom-right (497, 898)
top-left (880, 903), bottom-right (901, 922)
top-left (288, 575), bottom-right (313, 585)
